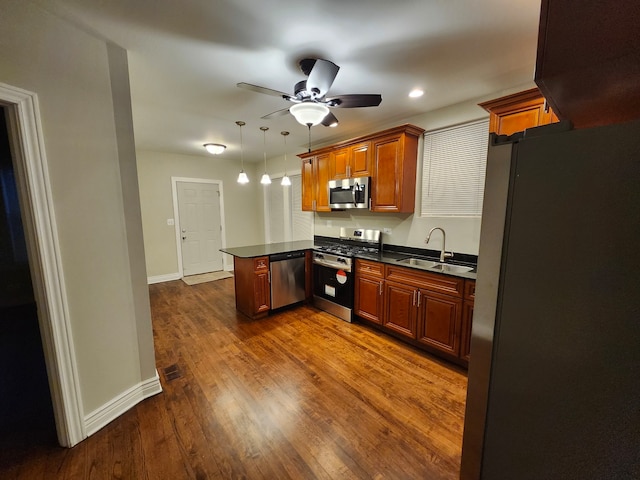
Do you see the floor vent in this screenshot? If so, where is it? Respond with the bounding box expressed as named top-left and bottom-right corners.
top-left (162, 364), bottom-right (182, 381)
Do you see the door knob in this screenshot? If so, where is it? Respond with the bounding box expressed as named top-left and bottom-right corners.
top-left (181, 229), bottom-right (186, 233)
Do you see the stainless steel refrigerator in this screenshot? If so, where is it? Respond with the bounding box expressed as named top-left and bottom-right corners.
top-left (460, 120), bottom-right (640, 479)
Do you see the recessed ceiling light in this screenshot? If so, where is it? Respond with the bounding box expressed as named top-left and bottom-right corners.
top-left (409, 89), bottom-right (424, 98)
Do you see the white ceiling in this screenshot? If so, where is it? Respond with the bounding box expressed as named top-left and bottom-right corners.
top-left (43, 0), bottom-right (542, 163)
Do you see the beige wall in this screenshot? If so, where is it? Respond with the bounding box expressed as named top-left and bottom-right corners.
top-left (1, 1), bottom-right (156, 417)
top-left (137, 150), bottom-right (269, 279)
top-left (311, 84), bottom-right (535, 256)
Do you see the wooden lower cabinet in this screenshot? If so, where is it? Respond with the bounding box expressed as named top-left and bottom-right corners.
top-left (354, 260), bottom-right (475, 366)
top-left (354, 259), bottom-right (384, 324)
top-left (233, 256), bottom-right (270, 319)
top-left (417, 290), bottom-right (461, 356)
top-left (460, 279), bottom-right (476, 363)
top-left (383, 280), bottom-right (418, 339)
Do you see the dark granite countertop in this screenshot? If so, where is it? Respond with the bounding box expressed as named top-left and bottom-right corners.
top-left (222, 239), bottom-right (477, 280)
top-left (221, 240), bottom-right (316, 258)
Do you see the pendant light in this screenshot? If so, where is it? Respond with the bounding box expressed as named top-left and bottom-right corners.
top-left (259, 126), bottom-right (271, 185)
top-left (280, 131), bottom-right (291, 186)
top-left (235, 121), bottom-right (249, 184)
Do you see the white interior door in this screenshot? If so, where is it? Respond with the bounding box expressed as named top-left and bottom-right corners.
top-left (177, 181), bottom-right (223, 276)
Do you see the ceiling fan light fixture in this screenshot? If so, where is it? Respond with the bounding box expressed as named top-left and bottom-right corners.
top-left (203, 143), bottom-right (226, 154)
top-left (290, 102), bottom-right (330, 126)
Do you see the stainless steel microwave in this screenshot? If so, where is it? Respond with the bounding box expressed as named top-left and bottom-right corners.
top-left (328, 177), bottom-right (369, 209)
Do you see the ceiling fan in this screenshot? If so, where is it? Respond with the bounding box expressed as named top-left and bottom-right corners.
top-left (237, 58), bottom-right (382, 127)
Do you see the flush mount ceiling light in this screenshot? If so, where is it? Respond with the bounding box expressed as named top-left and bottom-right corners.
top-left (280, 131), bottom-right (291, 186)
top-left (203, 143), bottom-right (226, 155)
top-left (259, 126), bottom-right (271, 185)
top-left (409, 89), bottom-right (424, 98)
top-left (235, 121), bottom-right (249, 184)
top-left (289, 102), bottom-right (330, 127)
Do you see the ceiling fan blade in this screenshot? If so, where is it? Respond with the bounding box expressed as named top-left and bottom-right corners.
top-left (261, 107), bottom-right (291, 120)
top-left (237, 82), bottom-right (294, 100)
top-left (326, 94), bottom-right (382, 108)
top-left (321, 111), bottom-right (339, 127)
top-left (306, 59), bottom-right (339, 98)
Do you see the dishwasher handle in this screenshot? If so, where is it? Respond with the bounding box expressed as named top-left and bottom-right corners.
top-left (269, 251), bottom-right (306, 262)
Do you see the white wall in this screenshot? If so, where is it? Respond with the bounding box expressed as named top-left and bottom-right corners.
top-left (1, 0), bottom-right (157, 429)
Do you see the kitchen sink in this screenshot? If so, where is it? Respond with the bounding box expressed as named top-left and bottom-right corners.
top-left (396, 257), bottom-right (474, 274)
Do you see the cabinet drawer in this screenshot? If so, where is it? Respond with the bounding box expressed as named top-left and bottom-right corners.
top-left (253, 257), bottom-right (269, 272)
top-left (356, 259), bottom-right (384, 278)
top-left (385, 264), bottom-right (464, 297)
top-left (464, 280), bottom-right (476, 301)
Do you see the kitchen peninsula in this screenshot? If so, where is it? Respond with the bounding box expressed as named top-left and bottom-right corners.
top-left (221, 240), bottom-right (315, 319)
top-left (223, 234), bottom-right (477, 367)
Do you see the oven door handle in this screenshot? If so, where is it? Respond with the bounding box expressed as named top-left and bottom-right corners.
top-left (313, 259), bottom-right (352, 272)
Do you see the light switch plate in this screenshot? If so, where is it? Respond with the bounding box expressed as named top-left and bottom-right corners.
top-left (167, 218), bottom-right (175, 226)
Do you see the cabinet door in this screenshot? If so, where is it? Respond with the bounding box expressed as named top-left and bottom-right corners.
top-left (301, 158), bottom-right (314, 211)
top-left (354, 275), bottom-right (384, 324)
top-left (383, 281), bottom-right (417, 339)
top-left (253, 257), bottom-right (270, 315)
top-left (350, 142), bottom-right (371, 178)
top-left (479, 88), bottom-right (559, 136)
top-left (253, 272), bottom-right (270, 315)
top-left (330, 147), bottom-right (350, 180)
top-left (460, 301), bottom-right (474, 362)
top-left (314, 153), bottom-right (331, 212)
top-left (370, 133), bottom-right (417, 213)
top-left (417, 290), bottom-right (462, 356)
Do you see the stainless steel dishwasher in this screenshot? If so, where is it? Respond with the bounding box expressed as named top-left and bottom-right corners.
top-left (269, 251), bottom-right (306, 309)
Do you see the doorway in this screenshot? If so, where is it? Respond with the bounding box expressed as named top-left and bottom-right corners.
top-left (0, 107), bottom-right (56, 453)
top-left (172, 178), bottom-right (227, 277)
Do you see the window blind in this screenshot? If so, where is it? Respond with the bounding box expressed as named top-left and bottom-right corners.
top-left (421, 119), bottom-right (489, 217)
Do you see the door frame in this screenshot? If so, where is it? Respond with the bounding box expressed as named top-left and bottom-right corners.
top-left (0, 82), bottom-right (84, 447)
top-left (171, 177), bottom-right (228, 276)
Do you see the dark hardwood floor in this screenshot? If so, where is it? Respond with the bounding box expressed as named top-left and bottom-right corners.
top-left (1, 277), bottom-right (468, 479)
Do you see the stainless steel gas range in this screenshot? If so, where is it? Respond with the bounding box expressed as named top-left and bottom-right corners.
top-left (312, 228), bottom-right (381, 322)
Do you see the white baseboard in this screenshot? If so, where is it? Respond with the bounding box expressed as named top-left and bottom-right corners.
top-left (84, 370), bottom-right (163, 437)
top-left (147, 272), bottom-right (181, 284)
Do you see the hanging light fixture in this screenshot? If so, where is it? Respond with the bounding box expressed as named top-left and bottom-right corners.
top-left (280, 131), bottom-right (291, 186)
top-left (203, 143), bottom-right (226, 155)
top-left (289, 102), bottom-right (330, 126)
top-left (235, 121), bottom-right (249, 184)
top-left (259, 126), bottom-right (271, 185)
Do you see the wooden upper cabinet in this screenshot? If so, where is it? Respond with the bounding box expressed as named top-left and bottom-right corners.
top-left (299, 124), bottom-right (424, 213)
top-left (330, 142), bottom-right (371, 180)
top-left (301, 153), bottom-right (330, 212)
top-left (535, 0), bottom-right (640, 128)
top-left (479, 88), bottom-right (559, 136)
top-left (370, 126), bottom-right (423, 213)
top-left (301, 157), bottom-right (314, 211)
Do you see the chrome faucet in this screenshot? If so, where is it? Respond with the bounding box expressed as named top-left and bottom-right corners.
top-left (426, 227), bottom-right (453, 263)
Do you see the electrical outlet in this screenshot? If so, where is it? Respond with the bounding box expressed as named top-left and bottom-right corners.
top-left (383, 228), bottom-right (392, 235)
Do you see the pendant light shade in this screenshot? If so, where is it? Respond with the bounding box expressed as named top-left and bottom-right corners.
top-left (235, 121), bottom-right (249, 184)
top-left (280, 130), bottom-right (291, 186)
top-left (289, 102), bottom-right (330, 126)
top-left (260, 126), bottom-right (271, 185)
